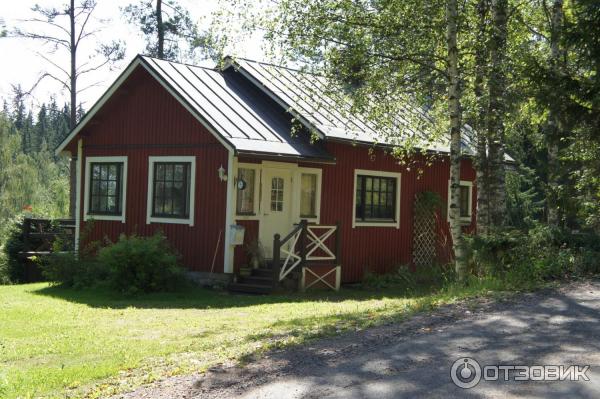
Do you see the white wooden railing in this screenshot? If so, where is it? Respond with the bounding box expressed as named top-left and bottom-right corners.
top-left (273, 220), bottom-right (340, 284)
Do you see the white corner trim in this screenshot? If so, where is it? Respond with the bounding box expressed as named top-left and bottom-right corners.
top-left (75, 139), bottom-right (83, 251)
top-left (83, 156), bottom-right (128, 223)
top-left (223, 150), bottom-right (235, 273)
top-left (447, 179), bottom-right (473, 224)
top-left (146, 156), bottom-right (196, 226)
top-left (352, 169), bottom-right (402, 229)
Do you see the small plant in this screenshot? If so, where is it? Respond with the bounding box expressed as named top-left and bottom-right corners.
top-left (98, 232), bottom-right (185, 295)
top-left (245, 239), bottom-right (265, 269)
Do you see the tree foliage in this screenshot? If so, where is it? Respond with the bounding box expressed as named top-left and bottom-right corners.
top-left (123, 0), bottom-right (214, 61)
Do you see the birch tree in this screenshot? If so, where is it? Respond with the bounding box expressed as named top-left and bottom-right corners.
top-left (13, 0), bottom-right (124, 217)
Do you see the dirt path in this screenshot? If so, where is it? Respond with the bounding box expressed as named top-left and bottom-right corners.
top-left (112, 280), bottom-right (600, 398)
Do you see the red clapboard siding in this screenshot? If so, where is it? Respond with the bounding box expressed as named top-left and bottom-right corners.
top-left (78, 67), bottom-right (229, 272)
top-left (303, 141), bottom-right (477, 283)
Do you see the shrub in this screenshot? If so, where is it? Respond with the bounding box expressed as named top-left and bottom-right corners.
top-left (98, 232), bottom-right (185, 295)
top-left (362, 263), bottom-right (455, 291)
top-left (464, 225), bottom-right (600, 284)
top-left (0, 216), bottom-right (26, 284)
top-left (41, 250), bottom-right (107, 289)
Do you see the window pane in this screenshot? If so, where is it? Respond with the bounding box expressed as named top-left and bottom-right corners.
top-left (355, 175), bottom-right (396, 222)
top-left (236, 169), bottom-right (255, 214)
top-left (300, 173), bottom-right (317, 217)
top-left (270, 177), bottom-right (284, 212)
top-left (89, 162), bottom-right (123, 215)
top-left (460, 185), bottom-right (470, 217)
top-left (152, 162), bottom-right (191, 218)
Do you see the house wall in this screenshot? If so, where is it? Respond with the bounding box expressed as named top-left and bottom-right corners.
top-left (303, 142), bottom-right (477, 283)
top-left (231, 141), bottom-right (477, 283)
top-left (78, 67), bottom-right (229, 272)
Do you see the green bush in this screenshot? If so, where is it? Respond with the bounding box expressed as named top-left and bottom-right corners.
top-left (464, 225), bottom-right (600, 284)
top-left (98, 232), bottom-right (185, 295)
top-left (0, 216), bottom-right (26, 284)
top-left (41, 250), bottom-right (107, 289)
top-left (362, 263), bottom-right (455, 291)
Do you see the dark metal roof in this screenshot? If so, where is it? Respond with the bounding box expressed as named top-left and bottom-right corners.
top-left (227, 58), bottom-right (453, 151)
top-left (142, 56), bottom-right (333, 161)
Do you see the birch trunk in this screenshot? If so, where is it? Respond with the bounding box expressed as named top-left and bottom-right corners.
top-left (474, 0), bottom-right (490, 235)
top-left (486, 0), bottom-right (508, 227)
top-left (447, 0), bottom-right (467, 281)
top-left (546, 0), bottom-right (565, 226)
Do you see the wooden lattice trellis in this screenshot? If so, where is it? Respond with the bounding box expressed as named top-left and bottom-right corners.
top-left (413, 192), bottom-right (442, 267)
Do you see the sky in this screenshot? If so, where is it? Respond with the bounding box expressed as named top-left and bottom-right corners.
top-left (0, 0), bottom-right (265, 111)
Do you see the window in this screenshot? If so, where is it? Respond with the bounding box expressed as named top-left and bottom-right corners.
top-left (270, 177), bottom-right (284, 212)
top-left (459, 185), bottom-right (471, 218)
top-left (447, 180), bottom-right (473, 224)
top-left (147, 156), bottom-right (196, 226)
top-left (236, 168), bottom-right (256, 215)
top-left (300, 173), bottom-right (317, 218)
top-left (84, 156), bottom-right (127, 222)
top-left (152, 162), bottom-right (191, 218)
top-left (89, 163), bottom-right (123, 215)
top-left (353, 170), bottom-right (401, 228)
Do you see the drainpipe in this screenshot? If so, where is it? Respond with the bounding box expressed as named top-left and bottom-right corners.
top-left (223, 148), bottom-right (235, 273)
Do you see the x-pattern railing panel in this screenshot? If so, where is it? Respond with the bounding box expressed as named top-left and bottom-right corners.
top-left (306, 225), bottom-right (336, 261)
top-left (279, 228), bottom-right (302, 281)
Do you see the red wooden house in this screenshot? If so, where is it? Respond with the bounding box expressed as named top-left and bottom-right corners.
top-left (56, 55), bottom-right (477, 293)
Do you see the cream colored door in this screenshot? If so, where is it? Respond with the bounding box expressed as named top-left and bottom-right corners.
top-left (260, 168), bottom-right (292, 257)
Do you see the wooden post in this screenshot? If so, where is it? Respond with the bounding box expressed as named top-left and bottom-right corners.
top-left (272, 233), bottom-right (281, 288)
top-left (23, 218), bottom-right (31, 254)
top-left (334, 221), bottom-right (341, 265)
top-left (299, 219), bottom-right (307, 266)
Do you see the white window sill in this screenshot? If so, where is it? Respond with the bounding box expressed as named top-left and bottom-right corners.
top-left (147, 216), bottom-right (193, 226)
top-left (353, 221), bottom-right (399, 229)
top-left (84, 214), bottom-right (125, 223)
top-left (235, 213), bottom-right (260, 221)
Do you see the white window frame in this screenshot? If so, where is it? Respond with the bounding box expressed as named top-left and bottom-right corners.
top-left (234, 162), bottom-right (261, 220)
top-left (295, 167), bottom-right (322, 223)
top-left (146, 156), bottom-right (196, 226)
top-left (352, 169), bottom-right (401, 229)
top-left (84, 156), bottom-right (128, 223)
top-left (447, 180), bottom-right (473, 225)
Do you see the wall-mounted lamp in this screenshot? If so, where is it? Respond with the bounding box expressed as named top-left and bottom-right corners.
top-left (218, 165), bottom-right (228, 182)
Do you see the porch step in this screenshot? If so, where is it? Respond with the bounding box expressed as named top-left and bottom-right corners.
top-left (251, 267), bottom-right (274, 278)
top-left (228, 282), bottom-right (273, 295)
top-left (239, 275), bottom-right (272, 285)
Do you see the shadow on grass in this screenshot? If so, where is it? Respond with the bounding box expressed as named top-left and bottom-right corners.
top-left (30, 283), bottom-right (432, 310)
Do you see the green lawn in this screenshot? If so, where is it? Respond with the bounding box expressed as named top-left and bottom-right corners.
top-left (0, 280), bottom-right (510, 399)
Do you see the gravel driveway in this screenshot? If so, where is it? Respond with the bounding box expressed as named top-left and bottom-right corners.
top-left (114, 279), bottom-right (600, 398)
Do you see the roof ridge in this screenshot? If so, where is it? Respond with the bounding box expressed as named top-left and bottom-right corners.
top-left (139, 54), bottom-right (220, 73)
top-left (226, 56), bottom-right (322, 76)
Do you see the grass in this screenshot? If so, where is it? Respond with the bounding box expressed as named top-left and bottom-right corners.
top-left (0, 278), bottom-right (528, 399)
